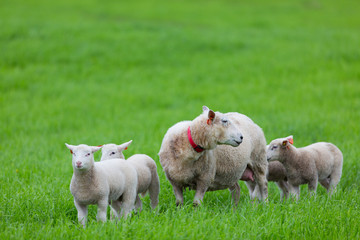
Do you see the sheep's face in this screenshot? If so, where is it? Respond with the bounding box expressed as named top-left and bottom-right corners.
top-left (202, 106), bottom-right (243, 148)
top-left (65, 144), bottom-right (101, 171)
top-left (101, 140), bottom-right (132, 161)
top-left (267, 136), bottom-right (293, 162)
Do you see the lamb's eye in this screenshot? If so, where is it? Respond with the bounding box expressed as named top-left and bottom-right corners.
top-left (110, 152), bottom-right (115, 155)
top-left (85, 153), bottom-right (90, 157)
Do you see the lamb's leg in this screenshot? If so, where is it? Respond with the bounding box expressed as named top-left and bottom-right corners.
top-left (308, 178), bottom-right (318, 197)
top-left (168, 179), bottom-right (184, 206)
top-left (74, 200), bottom-right (88, 228)
top-left (228, 182), bottom-right (241, 206)
top-left (135, 195), bottom-right (142, 212)
top-left (96, 199), bottom-right (108, 223)
top-left (120, 187), bottom-right (137, 218)
top-left (319, 178), bottom-right (330, 191)
top-left (193, 180), bottom-right (209, 206)
top-left (148, 168), bottom-right (160, 209)
top-left (110, 200), bottom-right (122, 220)
top-left (328, 168), bottom-right (342, 195)
top-left (275, 180), bottom-right (290, 201)
top-left (289, 184), bottom-right (300, 200)
top-left (245, 181), bottom-right (256, 199)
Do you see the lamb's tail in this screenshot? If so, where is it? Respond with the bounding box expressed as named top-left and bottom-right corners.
top-left (148, 163), bottom-right (160, 209)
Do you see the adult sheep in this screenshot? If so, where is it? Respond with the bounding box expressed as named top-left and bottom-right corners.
top-left (158, 106), bottom-right (268, 206)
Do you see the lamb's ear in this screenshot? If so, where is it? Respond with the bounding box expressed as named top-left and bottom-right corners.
top-left (118, 140), bottom-right (133, 151)
top-left (202, 106), bottom-right (209, 113)
top-left (281, 139), bottom-right (288, 148)
top-left (65, 143), bottom-right (74, 154)
top-left (207, 110), bottom-right (216, 125)
top-left (91, 146), bottom-right (102, 153)
top-left (286, 135), bottom-right (294, 145)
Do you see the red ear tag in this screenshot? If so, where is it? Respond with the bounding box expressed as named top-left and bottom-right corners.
top-left (97, 145), bottom-right (103, 147)
top-left (125, 147), bottom-right (128, 150)
top-left (70, 150), bottom-right (73, 154)
top-left (207, 119), bottom-right (211, 125)
top-left (289, 138), bottom-right (294, 145)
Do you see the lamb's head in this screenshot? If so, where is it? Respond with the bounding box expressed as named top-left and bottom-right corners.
top-left (266, 135), bottom-right (294, 162)
top-left (196, 106), bottom-right (243, 149)
top-left (65, 143), bottom-right (101, 171)
top-left (100, 140), bottom-right (132, 161)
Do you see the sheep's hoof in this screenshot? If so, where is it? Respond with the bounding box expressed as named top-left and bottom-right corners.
top-left (193, 202), bottom-right (201, 207)
top-left (176, 201), bottom-right (183, 207)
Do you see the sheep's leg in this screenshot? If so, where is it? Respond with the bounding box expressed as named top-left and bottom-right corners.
top-left (228, 182), bottom-right (241, 206)
top-left (148, 169), bottom-right (160, 209)
top-left (193, 180), bottom-right (209, 206)
top-left (110, 200), bottom-right (122, 220)
top-left (135, 195), bottom-right (142, 212)
top-left (245, 181), bottom-right (256, 199)
top-left (168, 179), bottom-right (184, 206)
top-left (109, 205), bottom-right (118, 221)
top-left (275, 180), bottom-right (290, 201)
top-left (289, 184), bottom-right (300, 200)
top-left (120, 188), bottom-right (137, 218)
top-left (253, 170), bottom-right (268, 201)
top-left (328, 169), bottom-right (342, 195)
top-left (308, 179), bottom-right (318, 197)
top-left (319, 178), bottom-right (330, 191)
top-left (74, 200), bottom-right (88, 228)
top-left (96, 200), bottom-right (108, 223)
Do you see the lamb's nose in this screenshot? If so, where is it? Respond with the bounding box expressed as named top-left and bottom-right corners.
top-left (76, 161), bottom-right (82, 166)
top-left (240, 135), bottom-right (243, 140)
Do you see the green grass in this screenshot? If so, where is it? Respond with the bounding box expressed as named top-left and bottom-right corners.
top-left (1, 0), bottom-right (360, 239)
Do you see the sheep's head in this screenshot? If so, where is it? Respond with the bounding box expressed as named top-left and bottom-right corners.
top-left (200, 106), bottom-right (243, 148)
top-left (65, 143), bottom-right (101, 171)
top-left (100, 140), bottom-right (132, 161)
top-left (266, 136), bottom-right (294, 162)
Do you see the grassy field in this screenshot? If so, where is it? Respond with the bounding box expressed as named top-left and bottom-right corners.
top-left (1, 0), bottom-right (360, 239)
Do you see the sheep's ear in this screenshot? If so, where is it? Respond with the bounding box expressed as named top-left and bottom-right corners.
top-left (286, 135), bottom-right (294, 145)
top-left (118, 140), bottom-right (133, 151)
top-left (207, 110), bottom-right (216, 125)
top-left (281, 140), bottom-right (288, 148)
top-left (91, 146), bottom-right (101, 153)
top-left (65, 143), bottom-right (74, 154)
top-left (202, 106), bottom-right (209, 113)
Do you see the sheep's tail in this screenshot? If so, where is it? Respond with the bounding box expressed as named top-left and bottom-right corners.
top-left (148, 163), bottom-right (160, 209)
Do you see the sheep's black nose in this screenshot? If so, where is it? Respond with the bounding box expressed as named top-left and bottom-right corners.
top-left (240, 135), bottom-right (243, 140)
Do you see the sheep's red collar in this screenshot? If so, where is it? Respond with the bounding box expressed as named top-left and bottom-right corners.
top-left (187, 126), bottom-right (204, 153)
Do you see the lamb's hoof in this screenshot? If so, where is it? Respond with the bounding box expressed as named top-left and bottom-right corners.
top-left (176, 201), bottom-right (183, 207)
top-left (193, 201), bottom-right (201, 207)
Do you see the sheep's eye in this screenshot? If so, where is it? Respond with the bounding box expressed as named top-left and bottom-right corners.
top-left (272, 146), bottom-right (278, 150)
top-left (110, 152), bottom-right (116, 155)
top-left (85, 153), bottom-right (90, 157)
top-left (221, 119), bottom-right (228, 124)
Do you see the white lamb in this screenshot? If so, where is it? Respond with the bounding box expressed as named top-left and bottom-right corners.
top-left (158, 106), bottom-right (268, 206)
top-left (65, 143), bottom-right (138, 227)
top-left (101, 140), bottom-right (160, 210)
top-left (267, 135), bottom-right (343, 199)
